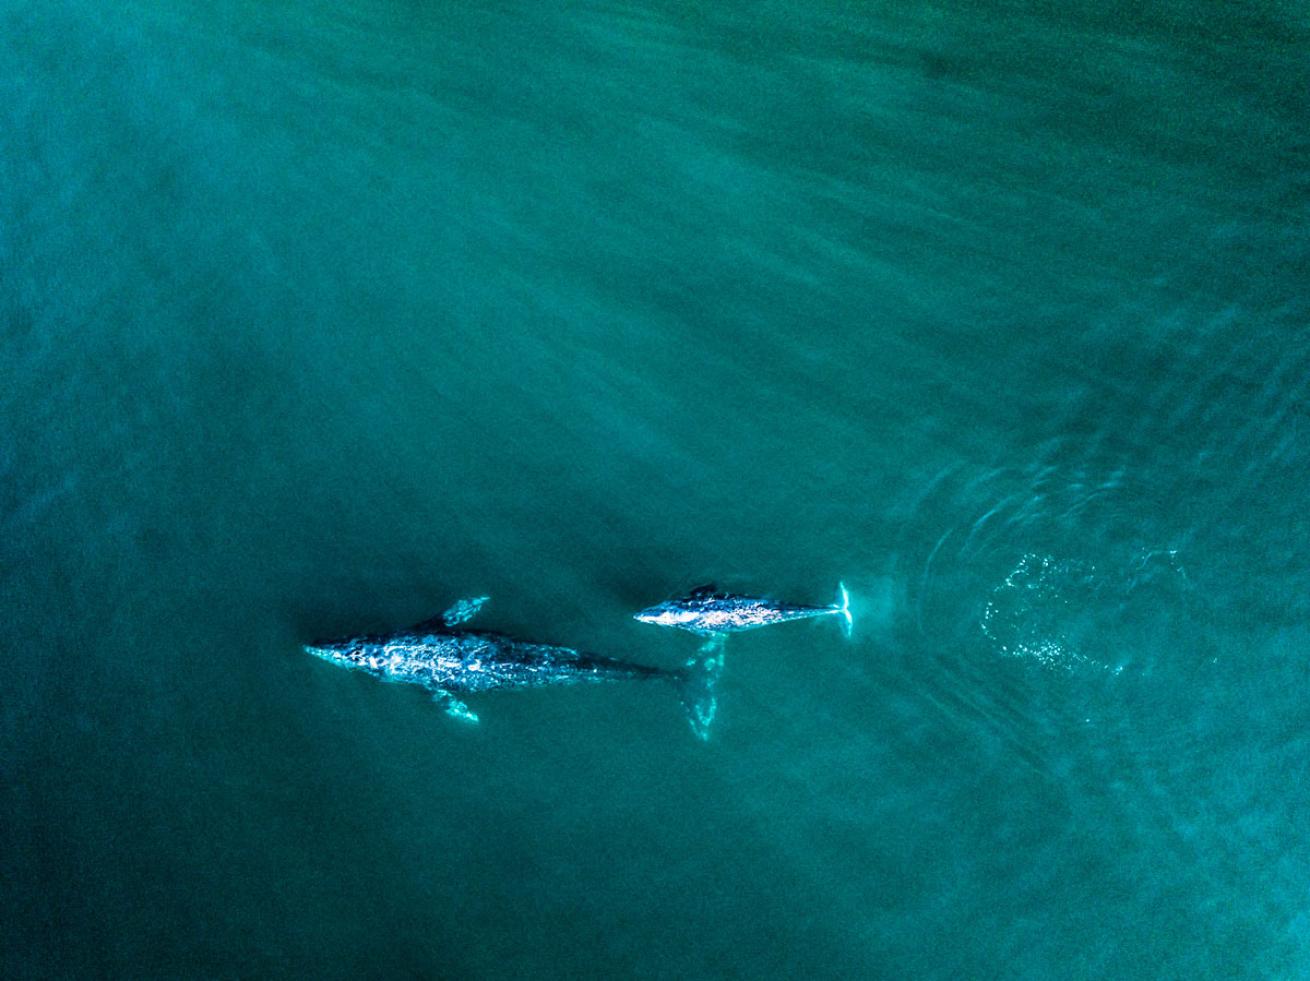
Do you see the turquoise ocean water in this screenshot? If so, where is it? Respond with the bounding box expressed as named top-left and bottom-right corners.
top-left (3, 1), bottom-right (1309, 976)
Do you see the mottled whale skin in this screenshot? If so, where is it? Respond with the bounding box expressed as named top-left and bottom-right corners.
top-left (306, 596), bottom-right (722, 738)
top-left (634, 583), bottom-right (852, 638)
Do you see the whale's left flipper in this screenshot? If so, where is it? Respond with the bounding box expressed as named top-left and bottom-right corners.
top-left (678, 640), bottom-right (725, 741)
top-left (433, 690), bottom-right (479, 724)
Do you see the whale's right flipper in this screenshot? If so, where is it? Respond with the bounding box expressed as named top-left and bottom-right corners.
top-left (678, 639), bottom-right (725, 741)
top-left (411, 597), bottom-right (490, 632)
top-left (433, 690), bottom-right (479, 724)
top-left (441, 595), bottom-right (489, 627)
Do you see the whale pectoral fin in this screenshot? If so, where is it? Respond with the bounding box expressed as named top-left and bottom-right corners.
top-left (440, 595), bottom-right (490, 627)
top-left (678, 640), bottom-right (725, 741)
top-left (409, 596), bottom-right (489, 631)
top-left (699, 634), bottom-right (726, 655)
top-left (433, 690), bottom-right (479, 724)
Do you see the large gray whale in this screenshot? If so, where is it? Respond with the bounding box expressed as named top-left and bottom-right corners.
top-left (306, 596), bottom-right (723, 739)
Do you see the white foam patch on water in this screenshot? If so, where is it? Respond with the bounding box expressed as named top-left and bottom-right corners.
top-left (982, 554), bottom-right (1094, 669)
top-left (982, 549), bottom-right (1189, 672)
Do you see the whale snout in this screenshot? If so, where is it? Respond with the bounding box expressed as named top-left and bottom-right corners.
top-left (633, 606), bottom-right (698, 628)
top-left (305, 643), bottom-right (347, 664)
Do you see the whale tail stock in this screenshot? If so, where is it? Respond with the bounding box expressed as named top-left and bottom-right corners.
top-left (678, 636), bottom-right (725, 740)
top-left (834, 581), bottom-right (853, 639)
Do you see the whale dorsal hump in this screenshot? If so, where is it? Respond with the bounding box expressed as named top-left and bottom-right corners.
top-left (689, 583), bottom-right (719, 598)
top-left (441, 595), bottom-right (490, 627)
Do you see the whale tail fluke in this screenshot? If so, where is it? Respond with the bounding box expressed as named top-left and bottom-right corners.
top-left (678, 638), bottom-right (725, 740)
top-left (835, 581), bottom-right (853, 639)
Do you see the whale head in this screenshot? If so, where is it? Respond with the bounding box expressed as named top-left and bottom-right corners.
top-left (633, 602), bottom-right (700, 629)
top-left (304, 640), bottom-right (368, 669)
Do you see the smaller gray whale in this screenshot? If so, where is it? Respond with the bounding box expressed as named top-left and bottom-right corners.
top-left (306, 596), bottom-right (723, 739)
top-left (634, 582), bottom-right (853, 638)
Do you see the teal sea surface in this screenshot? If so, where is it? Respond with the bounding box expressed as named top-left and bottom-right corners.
top-left (3, 1), bottom-right (1308, 977)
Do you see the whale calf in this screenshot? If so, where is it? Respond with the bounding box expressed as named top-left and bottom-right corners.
top-left (634, 582), bottom-right (852, 638)
top-left (306, 596), bottom-right (723, 739)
